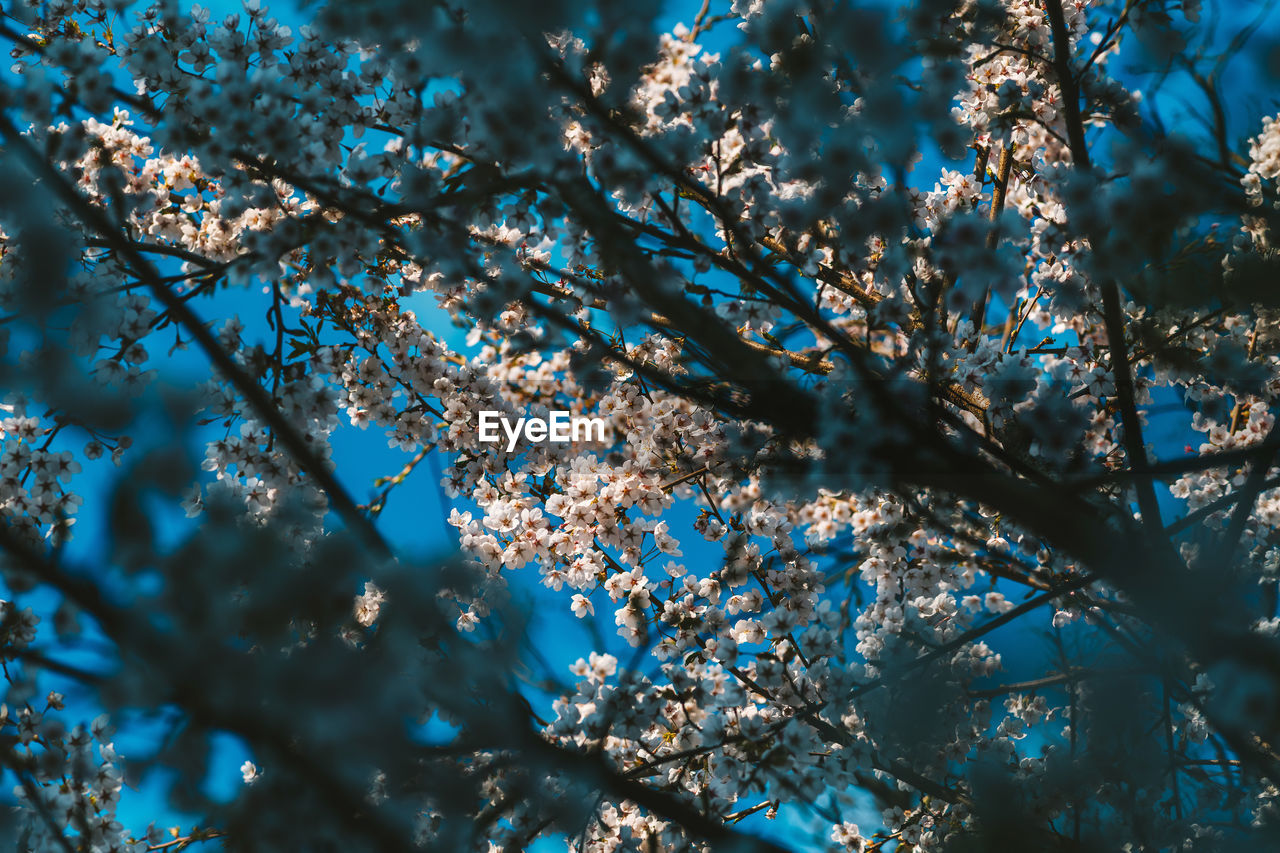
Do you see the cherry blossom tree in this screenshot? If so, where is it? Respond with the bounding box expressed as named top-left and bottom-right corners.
top-left (1, 0), bottom-right (1280, 849)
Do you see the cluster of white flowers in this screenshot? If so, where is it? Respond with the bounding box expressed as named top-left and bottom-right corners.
top-left (1244, 114), bottom-right (1280, 206)
top-left (9, 711), bottom-right (129, 853)
top-left (0, 0), bottom-right (1277, 849)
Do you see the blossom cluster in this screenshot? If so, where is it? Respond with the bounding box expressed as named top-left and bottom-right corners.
top-left (0, 0), bottom-right (1277, 850)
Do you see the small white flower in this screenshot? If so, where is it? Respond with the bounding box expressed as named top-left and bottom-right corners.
top-left (354, 582), bottom-right (385, 627)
